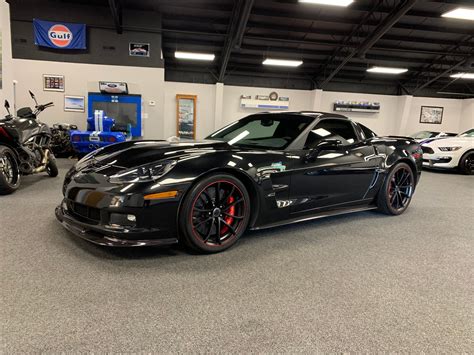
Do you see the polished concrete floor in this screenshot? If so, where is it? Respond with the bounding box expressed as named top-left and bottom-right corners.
top-left (1, 159), bottom-right (473, 353)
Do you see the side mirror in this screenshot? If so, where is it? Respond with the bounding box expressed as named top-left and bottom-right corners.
top-left (29, 90), bottom-right (35, 99)
top-left (4, 100), bottom-right (10, 110)
top-left (305, 139), bottom-right (342, 161)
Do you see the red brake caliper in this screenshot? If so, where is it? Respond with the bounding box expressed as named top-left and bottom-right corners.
top-left (221, 196), bottom-right (235, 234)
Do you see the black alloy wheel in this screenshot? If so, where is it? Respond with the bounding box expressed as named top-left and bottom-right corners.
top-left (459, 152), bottom-right (474, 175)
top-left (0, 146), bottom-right (21, 195)
top-left (180, 174), bottom-right (250, 253)
top-left (377, 162), bottom-right (414, 215)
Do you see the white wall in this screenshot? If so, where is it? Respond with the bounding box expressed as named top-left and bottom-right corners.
top-left (11, 59), bottom-right (165, 138)
top-left (0, 0), bottom-right (13, 108)
top-left (222, 85), bottom-right (312, 125)
top-left (406, 97), bottom-right (464, 135)
top-left (460, 99), bottom-right (474, 133)
top-left (320, 91), bottom-right (399, 136)
top-left (163, 81), bottom-right (216, 139)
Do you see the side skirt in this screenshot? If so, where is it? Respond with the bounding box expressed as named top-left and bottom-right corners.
top-left (250, 205), bottom-right (378, 231)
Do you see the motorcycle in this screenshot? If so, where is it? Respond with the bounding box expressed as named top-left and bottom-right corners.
top-left (0, 91), bottom-right (58, 195)
top-left (50, 123), bottom-right (78, 158)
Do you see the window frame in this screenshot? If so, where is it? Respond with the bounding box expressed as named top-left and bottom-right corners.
top-left (291, 117), bottom-right (362, 150)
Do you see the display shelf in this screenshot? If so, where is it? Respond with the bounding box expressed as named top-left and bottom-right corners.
top-left (333, 101), bottom-right (380, 113)
top-left (240, 98), bottom-right (290, 110)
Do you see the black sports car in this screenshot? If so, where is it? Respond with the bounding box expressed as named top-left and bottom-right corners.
top-left (56, 112), bottom-right (423, 253)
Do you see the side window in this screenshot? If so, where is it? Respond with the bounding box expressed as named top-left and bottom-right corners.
top-left (305, 119), bottom-right (359, 149)
top-left (358, 123), bottom-right (377, 139)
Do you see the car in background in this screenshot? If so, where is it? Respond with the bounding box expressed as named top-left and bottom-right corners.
top-left (421, 129), bottom-right (474, 175)
top-left (411, 131), bottom-right (457, 143)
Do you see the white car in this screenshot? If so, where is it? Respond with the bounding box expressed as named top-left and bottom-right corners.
top-left (410, 130), bottom-right (457, 143)
top-left (421, 129), bottom-right (474, 175)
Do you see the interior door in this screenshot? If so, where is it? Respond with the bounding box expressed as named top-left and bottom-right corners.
top-left (289, 118), bottom-right (381, 215)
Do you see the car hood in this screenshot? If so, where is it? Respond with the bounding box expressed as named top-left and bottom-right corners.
top-left (423, 136), bottom-right (473, 148)
top-left (77, 139), bottom-right (231, 171)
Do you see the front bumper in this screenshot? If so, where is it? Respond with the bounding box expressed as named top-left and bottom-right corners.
top-left (422, 153), bottom-right (457, 169)
top-left (55, 201), bottom-right (179, 247)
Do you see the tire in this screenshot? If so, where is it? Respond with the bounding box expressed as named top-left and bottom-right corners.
top-left (179, 173), bottom-right (251, 253)
top-left (0, 145), bottom-right (21, 195)
top-left (377, 162), bottom-right (415, 216)
top-left (458, 151), bottom-right (474, 175)
top-left (46, 153), bottom-right (59, 177)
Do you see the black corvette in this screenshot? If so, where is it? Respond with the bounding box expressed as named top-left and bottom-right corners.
top-left (56, 112), bottom-right (422, 253)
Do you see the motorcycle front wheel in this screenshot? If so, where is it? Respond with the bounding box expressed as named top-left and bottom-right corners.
top-left (0, 145), bottom-right (21, 195)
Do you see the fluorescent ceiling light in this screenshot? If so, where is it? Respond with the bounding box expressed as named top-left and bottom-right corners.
top-left (450, 73), bottom-right (474, 79)
top-left (441, 7), bottom-right (474, 21)
top-left (175, 51), bottom-right (215, 61)
top-left (367, 66), bottom-right (408, 74)
top-left (263, 58), bottom-right (303, 67)
top-left (299, 0), bottom-right (354, 7)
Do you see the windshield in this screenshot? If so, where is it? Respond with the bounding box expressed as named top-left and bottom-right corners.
top-left (207, 114), bottom-right (313, 149)
top-left (458, 129), bottom-right (474, 137)
top-left (411, 131), bottom-right (437, 139)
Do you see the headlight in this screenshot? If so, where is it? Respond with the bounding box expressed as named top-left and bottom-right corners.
top-left (109, 160), bottom-right (177, 184)
top-left (438, 146), bottom-right (462, 152)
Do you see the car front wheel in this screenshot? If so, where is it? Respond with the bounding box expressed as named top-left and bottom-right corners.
top-left (377, 162), bottom-right (415, 215)
top-left (458, 151), bottom-right (473, 175)
top-left (179, 173), bottom-right (251, 253)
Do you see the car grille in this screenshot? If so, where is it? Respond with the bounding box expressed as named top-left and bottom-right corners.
top-left (421, 146), bottom-right (434, 154)
top-left (66, 199), bottom-right (101, 223)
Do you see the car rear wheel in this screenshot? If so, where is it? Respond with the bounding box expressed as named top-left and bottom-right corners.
top-left (377, 162), bottom-right (415, 215)
top-left (179, 174), bottom-right (251, 253)
top-left (458, 151), bottom-right (473, 175)
top-left (0, 145), bottom-right (21, 195)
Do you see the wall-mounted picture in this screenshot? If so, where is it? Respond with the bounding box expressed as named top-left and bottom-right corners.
top-left (420, 106), bottom-right (443, 124)
top-left (129, 42), bottom-right (150, 57)
top-left (64, 95), bottom-right (85, 112)
top-left (43, 74), bottom-right (64, 92)
top-left (176, 94), bottom-right (196, 139)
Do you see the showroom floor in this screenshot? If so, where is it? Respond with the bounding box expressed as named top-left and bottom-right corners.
top-left (1, 159), bottom-right (473, 353)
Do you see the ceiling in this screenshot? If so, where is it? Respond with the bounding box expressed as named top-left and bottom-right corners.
top-left (60, 0), bottom-right (474, 97)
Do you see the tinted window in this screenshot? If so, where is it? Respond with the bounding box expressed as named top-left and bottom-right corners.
top-left (208, 114), bottom-right (313, 149)
top-left (305, 119), bottom-right (358, 149)
top-left (358, 123), bottom-right (378, 139)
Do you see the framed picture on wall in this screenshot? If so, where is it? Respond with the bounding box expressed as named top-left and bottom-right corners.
top-left (420, 106), bottom-right (443, 124)
top-left (176, 94), bottom-right (196, 139)
top-left (43, 74), bottom-right (64, 92)
top-left (64, 95), bottom-right (85, 112)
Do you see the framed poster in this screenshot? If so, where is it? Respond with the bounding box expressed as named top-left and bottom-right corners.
top-left (176, 94), bottom-right (196, 139)
top-left (64, 95), bottom-right (85, 112)
top-left (129, 42), bottom-right (150, 57)
top-left (420, 106), bottom-right (443, 124)
top-left (43, 74), bottom-right (64, 92)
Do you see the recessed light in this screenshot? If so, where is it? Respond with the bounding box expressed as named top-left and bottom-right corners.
top-left (263, 58), bottom-right (303, 67)
top-left (299, 0), bottom-right (354, 7)
top-left (450, 73), bottom-right (474, 79)
top-left (175, 51), bottom-right (215, 61)
top-left (441, 7), bottom-right (474, 21)
top-left (367, 66), bottom-right (408, 74)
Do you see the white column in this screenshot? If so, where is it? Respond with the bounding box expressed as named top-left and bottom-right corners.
top-left (310, 89), bottom-right (323, 111)
top-left (214, 82), bottom-right (224, 130)
top-left (395, 95), bottom-right (413, 135)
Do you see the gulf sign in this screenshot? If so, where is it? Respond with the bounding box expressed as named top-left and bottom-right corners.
top-left (48, 24), bottom-right (73, 47)
top-left (33, 19), bottom-right (86, 49)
